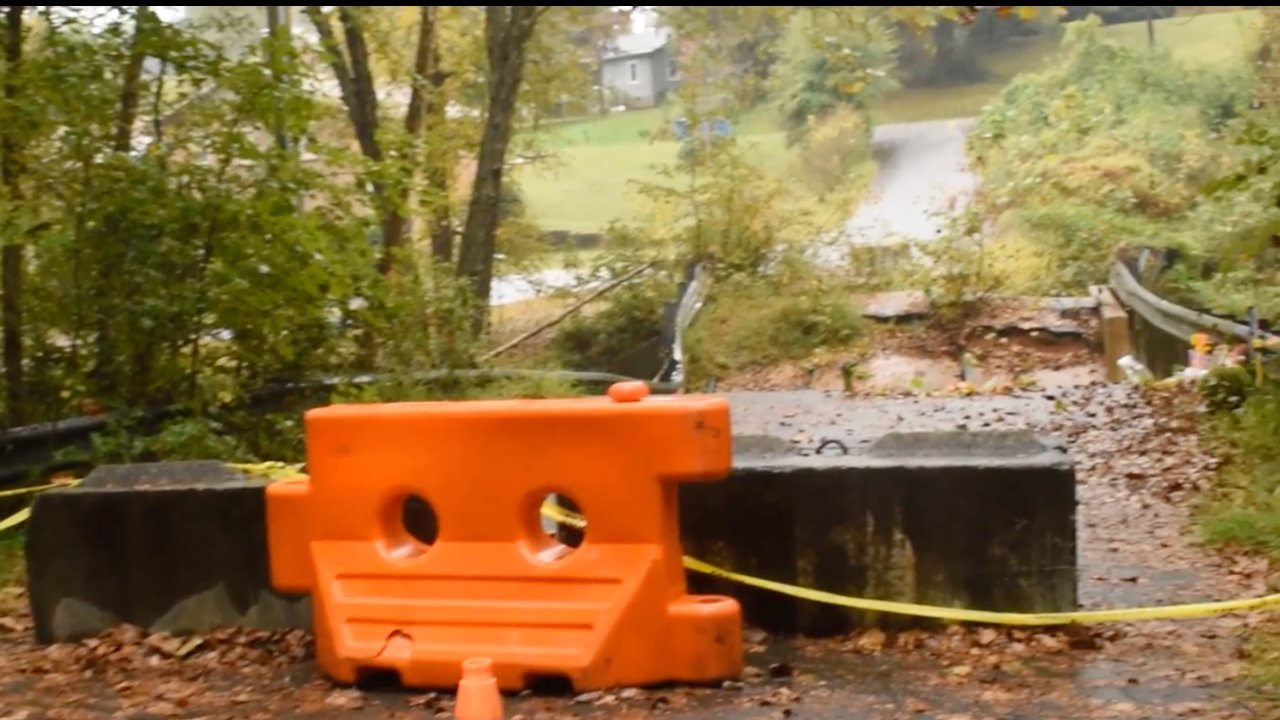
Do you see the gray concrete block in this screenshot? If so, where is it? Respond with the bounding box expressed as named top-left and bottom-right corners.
top-left (23, 431), bottom-right (1077, 642)
top-left (680, 431), bottom-right (1077, 635)
top-left (25, 461), bottom-right (309, 643)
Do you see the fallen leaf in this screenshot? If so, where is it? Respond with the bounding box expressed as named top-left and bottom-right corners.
top-left (767, 662), bottom-right (793, 679)
top-left (975, 627), bottom-right (1000, 647)
top-left (144, 633), bottom-right (184, 657)
top-left (175, 637), bottom-right (204, 658)
top-left (855, 628), bottom-right (886, 653)
top-left (323, 689), bottom-right (364, 709)
top-left (407, 693), bottom-right (440, 709)
top-left (1033, 634), bottom-right (1067, 653)
top-left (758, 687), bottom-right (800, 706)
top-left (143, 701), bottom-right (182, 717)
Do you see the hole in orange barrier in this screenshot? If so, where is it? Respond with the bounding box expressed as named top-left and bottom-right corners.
top-left (356, 668), bottom-right (403, 690)
top-left (530, 493), bottom-right (585, 563)
top-left (380, 494), bottom-right (438, 560)
top-left (403, 495), bottom-right (439, 545)
top-left (524, 672), bottom-right (575, 696)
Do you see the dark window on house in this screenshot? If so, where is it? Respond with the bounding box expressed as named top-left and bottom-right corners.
top-left (628, 60), bottom-right (639, 83)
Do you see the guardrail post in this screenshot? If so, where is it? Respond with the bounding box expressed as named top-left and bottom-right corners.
top-left (1090, 285), bottom-right (1132, 382)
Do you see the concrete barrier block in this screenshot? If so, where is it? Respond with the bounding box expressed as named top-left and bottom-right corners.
top-left (25, 461), bottom-right (309, 643)
top-left (23, 430), bottom-right (1076, 642)
top-left (680, 430), bottom-right (1077, 635)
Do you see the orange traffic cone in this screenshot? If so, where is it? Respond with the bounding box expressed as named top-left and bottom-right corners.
top-left (455, 657), bottom-right (503, 720)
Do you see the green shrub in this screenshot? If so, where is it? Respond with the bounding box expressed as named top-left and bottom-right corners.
top-left (86, 416), bottom-right (253, 464)
top-left (793, 106), bottom-right (872, 196)
top-left (1201, 365), bottom-right (1255, 413)
top-left (968, 15), bottom-right (1251, 295)
top-left (684, 270), bottom-right (863, 383)
top-left (773, 8), bottom-right (899, 146)
top-left (552, 271), bottom-right (674, 376)
top-left (1200, 379), bottom-right (1280, 556)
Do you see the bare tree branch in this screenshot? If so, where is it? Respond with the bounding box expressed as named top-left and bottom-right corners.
top-left (482, 262), bottom-right (655, 361)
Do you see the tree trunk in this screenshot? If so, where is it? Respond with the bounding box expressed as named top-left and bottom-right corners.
top-left (1, 5), bottom-right (24, 427)
top-left (265, 5), bottom-right (290, 152)
top-left (305, 7), bottom-right (371, 159)
top-left (378, 4), bottom-right (438, 276)
top-left (307, 6), bottom-right (424, 278)
top-left (927, 18), bottom-right (984, 86)
top-left (114, 6), bottom-right (151, 153)
top-left (421, 8), bottom-right (455, 264)
top-left (457, 6), bottom-right (541, 328)
top-left (93, 5), bottom-right (152, 399)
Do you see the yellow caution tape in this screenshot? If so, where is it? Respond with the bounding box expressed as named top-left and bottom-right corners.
top-left (681, 556), bottom-right (1280, 626)
top-left (540, 498), bottom-right (587, 529)
top-left (541, 502), bottom-right (1280, 626)
top-left (0, 479), bottom-right (81, 498)
top-left (0, 506), bottom-right (30, 533)
top-left (227, 462), bottom-right (306, 482)
top-left (0, 479), bottom-right (81, 533)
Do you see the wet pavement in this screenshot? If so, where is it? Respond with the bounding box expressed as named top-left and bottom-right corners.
top-left (812, 118), bottom-right (978, 266)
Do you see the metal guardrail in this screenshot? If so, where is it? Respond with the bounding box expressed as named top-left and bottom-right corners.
top-left (655, 261), bottom-right (711, 388)
top-left (1109, 261), bottom-right (1278, 346)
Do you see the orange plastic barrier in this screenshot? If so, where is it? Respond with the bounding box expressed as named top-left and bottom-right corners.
top-left (266, 380), bottom-right (743, 692)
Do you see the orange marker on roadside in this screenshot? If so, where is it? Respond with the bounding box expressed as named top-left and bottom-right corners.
top-left (455, 657), bottom-right (503, 720)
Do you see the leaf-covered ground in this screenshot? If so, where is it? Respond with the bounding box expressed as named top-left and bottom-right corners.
top-left (0, 363), bottom-right (1277, 719)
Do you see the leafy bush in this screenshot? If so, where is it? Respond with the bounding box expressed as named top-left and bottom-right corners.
top-left (1200, 377), bottom-right (1280, 557)
top-left (793, 106), bottom-right (872, 196)
top-left (1201, 365), bottom-right (1255, 413)
top-left (968, 15), bottom-right (1250, 294)
top-left (1160, 113), bottom-right (1280, 320)
top-left (773, 7), bottom-right (899, 146)
top-left (552, 269), bottom-right (675, 376)
top-left (86, 416), bottom-right (254, 465)
top-left (684, 269), bottom-right (863, 384)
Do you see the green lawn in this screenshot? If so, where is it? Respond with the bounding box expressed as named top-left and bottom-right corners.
top-left (875, 10), bottom-right (1261, 123)
top-left (517, 128), bottom-right (793, 233)
top-left (520, 10), bottom-right (1262, 233)
top-left (1105, 9), bottom-right (1261, 67)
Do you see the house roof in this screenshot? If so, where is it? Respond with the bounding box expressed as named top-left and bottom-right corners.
top-left (601, 28), bottom-right (671, 61)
